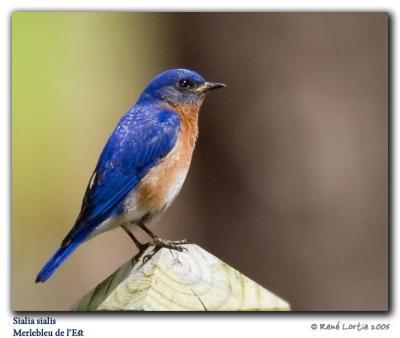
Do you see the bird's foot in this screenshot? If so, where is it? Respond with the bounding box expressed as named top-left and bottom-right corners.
top-left (141, 237), bottom-right (188, 264)
top-left (153, 237), bottom-right (188, 251)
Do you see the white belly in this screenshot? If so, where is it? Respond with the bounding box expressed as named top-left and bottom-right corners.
top-left (86, 163), bottom-right (190, 240)
top-left (123, 167), bottom-right (189, 222)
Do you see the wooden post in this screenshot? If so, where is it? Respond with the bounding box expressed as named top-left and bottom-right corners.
top-left (73, 244), bottom-right (290, 311)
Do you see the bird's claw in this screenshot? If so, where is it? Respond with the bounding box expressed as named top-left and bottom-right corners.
top-left (141, 238), bottom-right (188, 264)
top-left (153, 237), bottom-right (188, 252)
top-left (142, 247), bottom-right (159, 264)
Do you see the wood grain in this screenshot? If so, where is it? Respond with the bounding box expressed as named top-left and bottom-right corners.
top-left (73, 244), bottom-right (290, 311)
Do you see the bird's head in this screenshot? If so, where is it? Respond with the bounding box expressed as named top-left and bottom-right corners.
top-left (139, 68), bottom-right (225, 106)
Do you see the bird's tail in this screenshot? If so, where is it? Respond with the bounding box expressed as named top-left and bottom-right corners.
top-left (35, 228), bottom-right (91, 283)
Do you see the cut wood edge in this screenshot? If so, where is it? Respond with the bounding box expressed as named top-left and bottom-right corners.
top-left (72, 244), bottom-right (290, 311)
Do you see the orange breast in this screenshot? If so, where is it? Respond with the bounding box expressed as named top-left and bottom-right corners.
top-left (134, 103), bottom-right (200, 214)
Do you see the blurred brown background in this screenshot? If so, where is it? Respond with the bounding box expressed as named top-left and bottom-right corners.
top-left (12, 12), bottom-right (388, 311)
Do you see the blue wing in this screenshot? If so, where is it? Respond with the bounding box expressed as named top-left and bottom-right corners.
top-left (35, 105), bottom-right (180, 282)
top-left (64, 105), bottom-right (181, 245)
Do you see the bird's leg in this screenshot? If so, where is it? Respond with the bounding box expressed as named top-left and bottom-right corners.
top-left (121, 224), bottom-right (149, 253)
top-left (135, 221), bottom-right (188, 252)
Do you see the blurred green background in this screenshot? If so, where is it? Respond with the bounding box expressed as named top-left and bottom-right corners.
top-left (12, 12), bottom-right (182, 310)
top-left (12, 12), bottom-right (388, 311)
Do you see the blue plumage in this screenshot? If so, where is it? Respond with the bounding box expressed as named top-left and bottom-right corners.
top-left (34, 227), bottom-right (92, 283)
top-left (64, 106), bottom-right (180, 244)
top-left (36, 105), bottom-right (180, 282)
top-left (36, 68), bottom-right (225, 283)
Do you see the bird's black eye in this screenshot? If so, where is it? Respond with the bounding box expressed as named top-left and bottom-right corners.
top-left (177, 79), bottom-right (195, 90)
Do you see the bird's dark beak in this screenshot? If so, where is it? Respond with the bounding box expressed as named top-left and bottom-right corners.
top-left (197, 82), bottom-right (226, 93)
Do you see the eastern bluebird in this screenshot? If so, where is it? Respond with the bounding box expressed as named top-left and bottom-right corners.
top-left (35, 69), bottom-right (225, 283)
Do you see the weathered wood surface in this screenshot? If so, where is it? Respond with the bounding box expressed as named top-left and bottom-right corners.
top-left (73, 244), bottom-right (290, 311)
